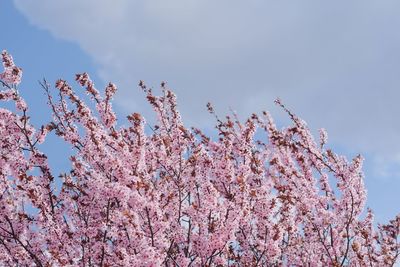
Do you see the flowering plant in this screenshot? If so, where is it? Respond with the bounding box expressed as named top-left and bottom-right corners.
top-left (0, 51), bottom-right (399, 266)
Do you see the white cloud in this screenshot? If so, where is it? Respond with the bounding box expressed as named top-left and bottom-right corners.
top-left (13, 0), bottom-right (400, 175)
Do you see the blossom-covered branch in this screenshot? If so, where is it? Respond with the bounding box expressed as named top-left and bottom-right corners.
top-left (0, 51), bottom-right (399, 266)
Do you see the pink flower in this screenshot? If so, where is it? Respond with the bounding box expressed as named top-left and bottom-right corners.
top-left (0, 51), bottom-right (398, 266)
top-left (0, 50), bottom-right (22, 85)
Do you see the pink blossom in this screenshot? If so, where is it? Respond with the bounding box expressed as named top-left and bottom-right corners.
top-left (0, 50), bottom-right (22, 85)
top-left (0, 51), bottom-right (399, 266)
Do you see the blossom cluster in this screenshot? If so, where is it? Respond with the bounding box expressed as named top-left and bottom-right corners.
top-left (0, 51), bottom-right (399, 266)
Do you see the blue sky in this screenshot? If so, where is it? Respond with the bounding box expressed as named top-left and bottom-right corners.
top-left (1, 1), bottom-right (399, 225)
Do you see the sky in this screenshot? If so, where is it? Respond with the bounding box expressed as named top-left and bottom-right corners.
top-left (1, 1), bottom-right (399, 225)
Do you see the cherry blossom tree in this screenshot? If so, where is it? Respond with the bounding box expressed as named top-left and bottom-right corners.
top-left (0, 50), bottom-right (399, 266)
